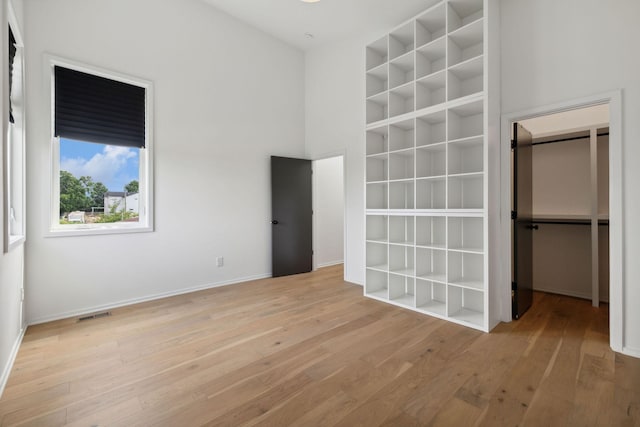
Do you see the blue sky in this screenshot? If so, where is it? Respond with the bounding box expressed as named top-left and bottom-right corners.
top-left (60, 138), bottom-right (139, 191)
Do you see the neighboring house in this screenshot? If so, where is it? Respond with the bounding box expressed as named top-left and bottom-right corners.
top-left (104, 192), bottom-right (139, 215)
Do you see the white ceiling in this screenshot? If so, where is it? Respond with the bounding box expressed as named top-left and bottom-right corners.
top-left (202, 0), bottom-right (441, 51)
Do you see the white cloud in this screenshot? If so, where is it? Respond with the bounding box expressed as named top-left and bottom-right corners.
top-left (61, 145), bottom-right (137, 189)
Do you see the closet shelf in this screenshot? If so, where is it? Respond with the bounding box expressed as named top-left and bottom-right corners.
top-left (417, 273), bottom-right (447, 284)
top-left (448, 246), bottom-right (483, 254)
top-left (366, 289), bottom-right (389, 300)
top-left (366, 238), bottom-right (388, 244)
top-left (367, 264), bottom-right (388, 272)
top-left (448, 279), bottom-right (484, 291)
top-left (389, 240), bottom-right (414, 246)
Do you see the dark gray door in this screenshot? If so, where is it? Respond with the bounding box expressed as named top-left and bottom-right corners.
top-left (271, 156), bottom-right (312, 277)
top-left (512, 123), bottom-right (535, 319)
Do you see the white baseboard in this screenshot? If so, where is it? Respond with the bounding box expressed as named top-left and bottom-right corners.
top-left (345, 274), bottom-right (363, 286)
top-left (317, 260), bottom-right (344, 268)
top-left (533, 286), bottom-right (609, 303)
top-left (622, 346), bottom-right (640, 359)
top-left (28, 273), bottom-right (272, 326)
top-left (0, 327), bottom-right (26, 399)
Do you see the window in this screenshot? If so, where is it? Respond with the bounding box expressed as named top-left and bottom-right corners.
top-left (48, 57), bottom-right (154, 236)
top-left (4, 13), bottom-right (25, 252)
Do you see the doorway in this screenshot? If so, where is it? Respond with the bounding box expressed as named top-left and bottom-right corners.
top-left (500, 91), bottom-right (623, 352)
top-left (312, 155), bottom-right (345, 271)
top-left (511, 105), bottom-right (609, 319)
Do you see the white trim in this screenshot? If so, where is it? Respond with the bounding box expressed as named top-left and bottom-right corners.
top-left (532, 287), bottom-right (609, 304)
top-left (622, 346), bottom-right (640, 359)
top-left (0, 327), bottom-right (26, 399)
top-left (3, 5), bottom-right (26, 253)
top-left (43, 54), bottom-right (155, 237)
top-left (317, 260), bottom-right (344, 268)
top-left (28, 272), bottom-right (272, 326)
top-left (500, 90), bottom-right (623, 353)
top-left (310, 149), bottom-right (347, 282)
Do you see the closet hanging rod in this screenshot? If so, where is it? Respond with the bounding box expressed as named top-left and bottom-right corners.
top-left (532, 132), bottom-right (609, 146)
top-left (531, 220), bottom-right (609, 226)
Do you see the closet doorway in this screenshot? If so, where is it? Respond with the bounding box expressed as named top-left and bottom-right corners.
top-left (512, 105), bottom-right (609, 319)
top-left (500, 91), bottom-right (623, 352)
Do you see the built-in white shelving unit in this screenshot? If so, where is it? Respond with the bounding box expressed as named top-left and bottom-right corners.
top-left (364, 0), bottom-right (499, 332)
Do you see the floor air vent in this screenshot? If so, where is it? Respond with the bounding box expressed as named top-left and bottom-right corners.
top-left (78, 311), bottom-right (111, 322)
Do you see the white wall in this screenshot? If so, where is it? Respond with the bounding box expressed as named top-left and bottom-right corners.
top-left (305, 36), bottom-right (367, 284)
top-left (501, 0), bottom-right (640, 354)
top-left (0, 0), bottom-right (25, 395)
top-left (312, 156), bottom-right (344, 268)
top-left (24, 0), bottom-right (305, 323)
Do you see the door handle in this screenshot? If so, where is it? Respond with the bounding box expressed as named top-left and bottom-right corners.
top-left (271, 220), bottom-right (279, 225)
top-left (526, 224), bottom-right (539, 230)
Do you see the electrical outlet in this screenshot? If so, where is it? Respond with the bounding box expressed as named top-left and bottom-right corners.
top-left (216, 256), bottom-right (224, 267)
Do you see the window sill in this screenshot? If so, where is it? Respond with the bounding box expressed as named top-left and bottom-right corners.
top-left (46, 223), bottom-right (153, 238)
top-left (5, 235), bottom-right (25, 252)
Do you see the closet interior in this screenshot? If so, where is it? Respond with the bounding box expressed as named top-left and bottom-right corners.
top-left (517, 105), bottom-right (610, 309)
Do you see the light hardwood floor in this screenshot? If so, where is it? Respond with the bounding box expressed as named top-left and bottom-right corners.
top-left (0, 265), bottom-right (638, 426)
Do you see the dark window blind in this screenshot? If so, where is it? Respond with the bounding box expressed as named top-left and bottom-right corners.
top-left (8, 27), bottom-right (16, 123)
top-left (54, 66), bottom-right (146, 148)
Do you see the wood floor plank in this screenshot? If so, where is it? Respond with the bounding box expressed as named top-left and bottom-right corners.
top-left (1, 265), bottom-right (638, 427)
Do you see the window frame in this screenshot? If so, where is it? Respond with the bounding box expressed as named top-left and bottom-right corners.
top-left (3, 5), bottom-right (26, 252)
top-left (46, 55), bottom-right (154, 237)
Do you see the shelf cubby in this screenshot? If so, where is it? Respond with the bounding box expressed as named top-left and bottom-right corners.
top-left (367, 35), bottom-right (388, 71)
top-left (416, 177), bottom-right (446, 209)
top-left (389, 21), bottom-right (415, 60)
top-left (448, 55), bottom-right (483, 101)
top-left (416, 279), bottom-right (447, 316)
top-left (389, 181), bottom-right (415, 209)
top-left (448, 136), bottom-right (483, 175)
top-left (448, 251), bottom-right (484, 289)
top-left (448, 100), bottom-right (483, 140)
top-left (389, 244), bottom-right (415, 276)
top-left (448, 285), bottom-right (484, 327)
top-left (366, 64), bottom-right (389, 98)
top-left (366, 241), bottom-right (388, 271)
top-left (389, 274), bottom-right (415, 306)
top-left (389, 83), bottom-right (415, 118)
top-left (416, 37), bottom-right (447, 79)
top-left (367, 182), bottom-right (388, 210)
top-left (366, 154), bottom-right (388, 183)
top-left (416, 144), bottom-right (446, 178)
top-left (366, 268), bottom-right (388, 299)
top-left (389, 215), bottom-right (414, 245)
top-left (416, 247), bottom-right (446, 283)
top-left (366, 92), bottom-right (389, 124)
top-left (416, 3), bottom-right (446, 48)
top-left (448, 0), bottom-right (484, 33)
top-left (389, 149), bottom-right (414, 181)
top-left (416, 110), bottom-right (446, 147)
top-left (389, 54), bottom-right (415, 89)
top-left (448, 174), bottom-right (483, 209)
top-left (366, 125), bottom-right (388, 156)
top-left (389, 119), bottom-right (415, 151)
top-left (366, 215), bottom-right (388, 243)
top-left (448, 216), bottom-right (483, 252)
top-left (416, 70), bottom-right (446, 110)
top-left (416, 216), bottom-right (446, 248)
top-left (447, 18), bottom-right (484, 67)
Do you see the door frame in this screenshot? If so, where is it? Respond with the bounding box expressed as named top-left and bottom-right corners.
top-left (499, 90), bottom-right (623, 353)
top-left (311, 150), bottom-right (347, 277)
